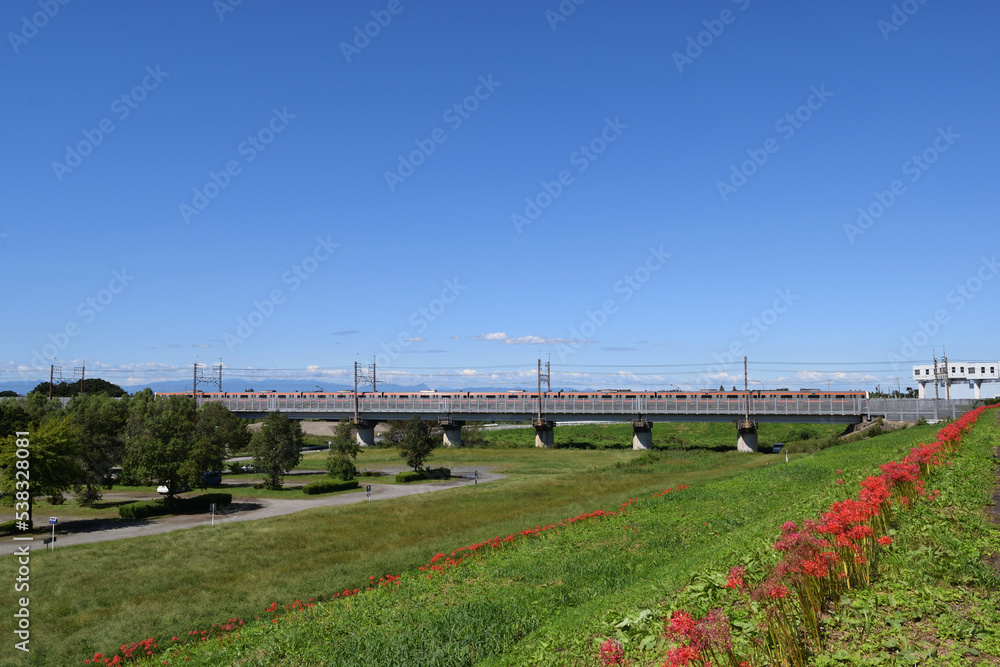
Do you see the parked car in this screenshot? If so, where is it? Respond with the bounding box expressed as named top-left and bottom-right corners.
top-left (202, 471), bottom-right (222, 486)
top-left (156, 481), bottom-right (192, 494)
top-left (240, 463), bottom-right (256, 473)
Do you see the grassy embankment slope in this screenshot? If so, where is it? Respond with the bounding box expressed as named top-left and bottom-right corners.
top-left (0, 422), bottom-right (838, 666)
top-left (116, 420), bottom-right (993, 666)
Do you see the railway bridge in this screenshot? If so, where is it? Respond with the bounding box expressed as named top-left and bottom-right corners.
top-left (197, 394), bottom-right (975, 452)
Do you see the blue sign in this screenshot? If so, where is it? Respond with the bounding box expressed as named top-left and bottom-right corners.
top-left (49, 517), bottom-right (57, 524)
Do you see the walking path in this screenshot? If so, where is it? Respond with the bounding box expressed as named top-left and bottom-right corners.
top-left (0, 467), bottom-right (501, 555)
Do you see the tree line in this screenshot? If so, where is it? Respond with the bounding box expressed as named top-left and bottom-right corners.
top-left (0, 391), bottom-right (311, 519)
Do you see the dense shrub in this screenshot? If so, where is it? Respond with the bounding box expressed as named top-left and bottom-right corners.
top-left (395, 468), bottom-right (451, 483)
top-left (0, 519), bottom-right (27, 535)
top-left (326, 454), bottom-right (357, 481)
top-left (177, 493), bottom-right (232, 512)
top-left (118, 500), bottom-right (171, 520)
top-left (302, 479), bottom-right (360, 495)
top-left (118, 493), bottom-right (232, 519)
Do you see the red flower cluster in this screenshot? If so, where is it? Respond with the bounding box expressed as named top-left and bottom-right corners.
top-left (598, 637), bottom-right (627, 666)
top-left (656, 406), bottom-right (995, 667)
top-left (662, 608), bottom-right (733, 666)
top-left (653, 483), bottom-right (689, 498)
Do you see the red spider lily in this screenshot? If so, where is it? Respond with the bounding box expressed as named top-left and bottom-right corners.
top-left (663, 644), bottom-right (702, 666)
top-left (598, 637), bottom-right (627, 666)
top-left (725, 566), bottom-right (747, 590)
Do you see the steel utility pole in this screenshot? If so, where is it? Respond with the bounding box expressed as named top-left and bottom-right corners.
top-left (933, 351), bottom-right (940, 401)
top-left (942, 346), bottom-right (951, 401)
top-left (743, 356), bottom-right (750, 423)
top-left (353, 360), bottom-right (377, 422)
top-left (537, 358), bottom-right (550, 422)
top-left (49, 365), bottom-right (54, 399)
top-left (353, 361), bottom-right (360, 422)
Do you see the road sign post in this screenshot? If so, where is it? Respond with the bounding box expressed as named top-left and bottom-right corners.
top-left (49, 517), bottom-right (57, 550)
top-left (366, 485), bottom-right (371, 501)
top-left (474, 470), bottom-right (478, 485)
top-left (210, 503), bottom-right (217, 526)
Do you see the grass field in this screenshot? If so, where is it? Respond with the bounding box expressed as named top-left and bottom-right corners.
top-left (133, 421), bottom-right (962, 666)
top-left (0, 423), bottom-right (763, 665)
top-left (1, 419), bottom-right (962, 666)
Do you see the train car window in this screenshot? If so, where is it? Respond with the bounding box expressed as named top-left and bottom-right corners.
top-left (835, 395), bottom-right (845, 399)
top-left (780, 395), bottom-right (792, 399)
top-left (726, 395), bottom-right (738, 399)
top-left (700, 394), bottom-right (712, 399)
top-left (485, 395), bottom-right (496, 399)
top-left (808, 394), bottom-right (819, 399)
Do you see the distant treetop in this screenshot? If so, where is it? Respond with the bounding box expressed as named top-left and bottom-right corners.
top-left (30, 378), bottom-right (127, 398)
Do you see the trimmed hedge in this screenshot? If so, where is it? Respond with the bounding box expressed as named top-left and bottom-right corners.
top-left (395, 468), bottom-right (452, 483)
top-left (302, 480), bottom-right (360, 495)
top-left (118, 493), bottom-right (233, 520)
top-left (0, 519), bottom-right (27, 535)
top-left (119, 500), bottom-right (170, 520)
top-left (178, 493), bottom-right (232, 512)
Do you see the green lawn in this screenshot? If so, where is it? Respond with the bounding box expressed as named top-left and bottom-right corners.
top-left (138, 422), bottom-right (952, 666)
top-left (0, 422), bottom-right (807, 667)
top-left (0, 420), bottom-right (948, 666)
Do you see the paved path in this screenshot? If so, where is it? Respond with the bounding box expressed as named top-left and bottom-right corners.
top-left (0, 467), bottom-right (501, 555)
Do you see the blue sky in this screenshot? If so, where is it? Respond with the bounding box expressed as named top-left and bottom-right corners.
top-left (2, 0), bottom-right (998, 392)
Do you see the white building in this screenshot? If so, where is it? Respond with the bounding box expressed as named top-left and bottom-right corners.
top-left (912, 361), bottom-right (1000, 399)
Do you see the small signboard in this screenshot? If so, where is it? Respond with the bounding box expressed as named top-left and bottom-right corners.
top-left (49, 517), bottom-right (57, 524)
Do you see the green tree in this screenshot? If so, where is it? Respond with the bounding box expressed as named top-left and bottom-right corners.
top-left (67, 393), bottom-right (128, 506)
top-left (30, 378), bottom-right (126, 398)
top-left (123, 390), bottom-right (204, 500)
top-left (194, 401), bottom-right (249, 486)
top-left (0, 399), bottom-right (32, 437)
top-left (249, 412), bottom-right (304, 490)
top-left (0, 416), bottom-right (85, 515)
top-left (396, 415), bottom-right (435, 471)
top-left (326, 420), bottom-right (360, 480)
top-left (22, 393), bottom-right (66, 428)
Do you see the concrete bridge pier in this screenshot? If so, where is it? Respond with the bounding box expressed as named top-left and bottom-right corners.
top-left (632, 418), bottom-right (653, 450)
top-left (533, 419), bottom-right (555, 448)
top-left (736, 419), bottom-right (758, 453)
top-left (353, 419), bottom-right (377, 447)
top-left (439, 418), bottom-right (465, 447)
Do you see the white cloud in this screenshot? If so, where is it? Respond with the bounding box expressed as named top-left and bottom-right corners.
top-left (470, 332), bottom-right (508, 341)
top-left (404, 337), bottom-right (425, 343)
